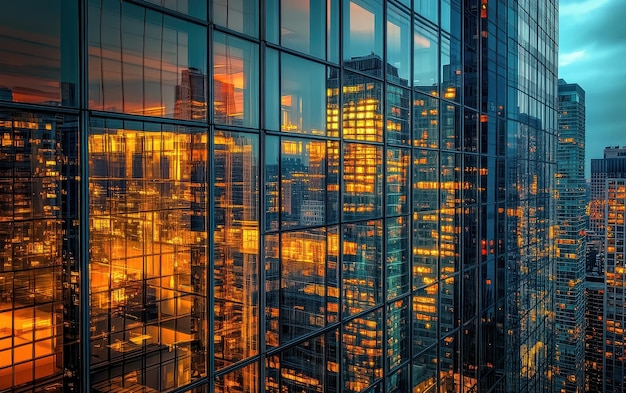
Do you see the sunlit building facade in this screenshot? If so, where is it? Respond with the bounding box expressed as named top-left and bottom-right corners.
top-left (554, 79), bottom-right (585, 392)
top-left (0, 0), bottom-right (557, 392)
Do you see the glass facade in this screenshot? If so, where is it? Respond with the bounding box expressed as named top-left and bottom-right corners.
top-left (0, 1), bottom-right (558, 392)
top-left (554, 80), bottom-right (586, 393)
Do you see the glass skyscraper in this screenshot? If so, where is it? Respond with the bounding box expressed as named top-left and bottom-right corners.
top-left (553, 79), bottom-right (586, 393)
top-left (0, 0), bottom-right (558, 392)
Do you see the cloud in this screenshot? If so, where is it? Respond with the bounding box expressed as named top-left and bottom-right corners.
top-left (559, 50), bottom-right (586, 67)
top-left (559, 0), bottom-right (626, 177)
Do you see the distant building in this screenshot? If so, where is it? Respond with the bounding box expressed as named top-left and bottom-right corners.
top-left (554, 79), bottom-right (586, 393)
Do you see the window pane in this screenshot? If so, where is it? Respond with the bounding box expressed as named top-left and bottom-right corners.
top-left (441, 102), bottom-right (461, 150)
top-left (342, 72), bottom-right (383, 142)
top-left (343, 143), bottom-right (383, 221)
top-left (342, 220), bottom-right (383, 316)
top-left (343, 0), bottom-right (383, 76)
top-left (0, 1), bottom-right (77, 106)
top-left (413, 93), bottom-right (439, 148)
top-left (280, 229), bottom-right (328, 342)
top-left (413, 346), bottom-right (438, 393)
top-left (441, 275), bottom-right (460, 336)
top-left (88, 120), bottom-right (208, 389)
top-left (213, 0), bottom-right (258, 37)
top-left (281, 0), bottom-right (325, 58)
top-left (387, 217), bottom-right (410, 299)
top-left (414, 0), bottom-right (438, 24)
top-left (0, 110), bottom-right (78, 387)
top-left (265, 49), bottom-right (280, 131)
top-left (281, 54), bottom-right (326, 135)
top-left (413, 210), bottom-right (438, 289)
top-left (213, 131), bottom-right (259, 368)
top-left (386, 85), bottom-right (410, 145)
top-left (386, 4), bottom-right (410, 82)
top-left (413, 23), bottom-right (438, 94)
top-left (265, 136), bottom-right (280, 231)
top-left (89, 0), bottom-right (207, 120)
top-left (386, 147), bottom-right (409, 216)
top-left (281, 138), bottom-right (334, 228)
top-left (413, 148), bottom-right (438, 212)
top-left (441, 35), bottom-right (462, 103)
top-left (387, 299), bottom-right (409, 369)
top-left (343, 309), bottom-right (383, 392)
top-left (413, 285), bottom-right (438, 353)
top-left (213, 33), bottom-right (259, 128)
top-left (215, 362), bottom-right (259, 393)
top-left (142, 0), bottom-right (206, 19)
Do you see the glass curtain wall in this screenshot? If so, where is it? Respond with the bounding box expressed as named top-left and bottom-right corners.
top-left (0, 0), bottom-right (558, 392)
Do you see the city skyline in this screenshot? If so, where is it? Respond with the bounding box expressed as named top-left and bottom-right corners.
top-left (559, 0), bottom-right (626, 177)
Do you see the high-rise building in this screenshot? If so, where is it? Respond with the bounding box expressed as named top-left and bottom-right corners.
top-left (585, 236), bottom-right (604, 393)
top-left (0, 0), bottom-right (558, 392)
top-left (590, 147), bottom-right (626, 237)
top-left (554, 79), bottom-right (586, 393)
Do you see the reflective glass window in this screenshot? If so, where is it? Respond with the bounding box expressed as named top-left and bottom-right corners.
top-left (343, 309), bottom-right (383, 392)
top-left (264, 234), bottom-right (280, 348)
top-left (342, 72), bottom-right (383, 142)
top-left (464, 109), bottom-right (478, 152)
top-left (386, 85), bottom-right (411, 145)
top-left (213, 32), bottom-right (259, 128)
top-left (213, 131), bottom-right (259, 368)
top-left (386, 148), bottom-right (409, 215)
top-left (439, 333), bottom-right (460, 391)
top-left (276, 229), bottom-right (330, 342)
top-left (328, 0), bottom-right (340, 63)
top-left (215, 362), bottom-right (259, 393)
top-left (414, 0), bottom-right (438, 23)
top-left (0, 1), bottom-right (77, 106)
top-left (265, 49), bottom-right (280, 131)
top-left (89, 1), bottom-right (207, 120)
top-left (387, 217), bottom-right (410, 299)
top-left (267, 334), bottom-right (338, 391)
top-left (142, 0), bottom-right (206, 18)
top-left (281, 55), bottom-right (327, 135)
top-left (441, 35), bottom-right (462, 103)
top-left (265, 137), bottom-right (339, 229)
top-left (413, 93), bottom-right (439, 148)
top-left (281, 0), bottom-right (325, 58)
top-left (342, 221), bottom-right (383, 315)
top-left (88, 119), bottom-right (208, 389)
top-left (387, 366), bottom-right (410, 392)
top-left (280, 138), bottom-right (326, 227)
top-left (388, 299), bottom-right (409, 368)
top-left (413, 23), bottom-right (438, 94)
top-left (441, 102), bottom-right (460, 150)
top-left (413, 285), bottom-right (438, 353)
top-left (441, 151), bottom-right (461, 277)
top-left (387, 5), bottom-right (411, 82)
top-left (413, 210), bottom-right (438, 289)
top-left (0, 111), bottom-right (78, 388)
top-left (413, 148), bottom-right (438, 212)
top-left (441, 0), bottom-right (462, 36)
top-left (440, 275), bottom-right (459, 335)
top-left (343, 143), bottom-right (383, 221)
top-left (213, 0), bottom-right (258, 37)
top-left (412, 346), bottom-right (438, 393)
top-left (343, 0), bottom-right (383, 76)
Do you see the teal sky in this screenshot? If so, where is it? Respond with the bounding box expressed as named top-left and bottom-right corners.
top-left (558, 0), bottom-right (626, 178)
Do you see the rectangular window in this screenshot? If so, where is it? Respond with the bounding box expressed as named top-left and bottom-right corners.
top-left (213, 33), bottom-right (259, 128)
top-left (89, 0), bottom-right (207, 120)
top-left (0, 1), bottom-right (77, 106)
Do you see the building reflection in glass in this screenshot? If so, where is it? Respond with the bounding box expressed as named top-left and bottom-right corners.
top-left (213, 131), bottom-right (259, 370)
top-left (88, 119), bottom-right (208, 391)
top-left (0, 111), bottom-right (78, 390)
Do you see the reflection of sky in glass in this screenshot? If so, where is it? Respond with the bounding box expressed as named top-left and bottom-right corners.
top-left (345, 1), bottom-right (381, 60)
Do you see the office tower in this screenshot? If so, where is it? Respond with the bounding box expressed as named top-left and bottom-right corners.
top-left (585, 237), bottom-right (604, 392)
top-left (0, 0), bottom-right (558, 392)
top-left (604, 179), bottom-right (626, 392)
top-left (553, 80), bottom-right (586, 392)
top-left (590, 147), bottom-right (626, 237)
